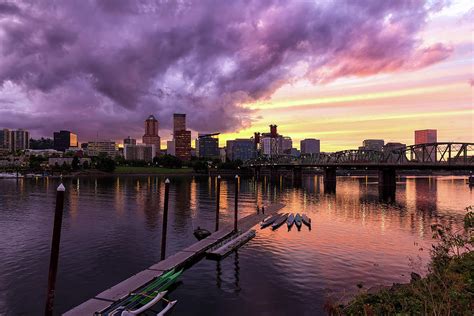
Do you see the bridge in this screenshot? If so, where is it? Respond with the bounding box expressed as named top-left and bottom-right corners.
top-left (244, 142), bottom-right (474, 199)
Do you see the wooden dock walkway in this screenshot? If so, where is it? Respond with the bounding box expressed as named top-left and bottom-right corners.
top-left (64, 203), bottom-right (285, 315)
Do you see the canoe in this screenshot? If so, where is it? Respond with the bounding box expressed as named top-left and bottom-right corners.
top-left (286, 213), bottom-right (295, 228)
top-left (120, 291), bottom-right (167, 315)
top-left (260, 213), bottom-right (281, 229)
top-left (294, 213), bottom-right (302, 230)
top-left (157, 300), bottom-right (178, 316)
top-left (302, 214), bottom-right (311, 227)
top-left (103, 269), bottom-right (182, 315)
top-left (272, 213), bottom-right (289, 230)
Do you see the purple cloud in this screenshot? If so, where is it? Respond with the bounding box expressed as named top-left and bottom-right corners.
top-left (0, 0), bottom-right (452, 141)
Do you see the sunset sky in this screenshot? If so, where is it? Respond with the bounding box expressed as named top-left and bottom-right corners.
top-left (0, 0), bottom-right (472, 151)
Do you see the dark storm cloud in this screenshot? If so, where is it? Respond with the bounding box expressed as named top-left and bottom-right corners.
top-left (0, 0), bottom-right (452, 140)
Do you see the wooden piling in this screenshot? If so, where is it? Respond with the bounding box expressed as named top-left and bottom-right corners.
top-left (215, 175), bottom-right (221, 232)
top-left (160, 178), bottom-right (170, 261)
top-left (44, 183), bottom-right (65, 316)
top-left (234, 175), bottom-right (239, 232)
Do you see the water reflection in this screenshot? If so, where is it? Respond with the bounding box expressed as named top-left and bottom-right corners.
top-left (0, 175), bottom-right (471, 315)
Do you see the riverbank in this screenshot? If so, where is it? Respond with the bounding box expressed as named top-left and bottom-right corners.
top-left (114, 166), bottom-right (195, 175)
top-left (328, 207), bottom-right (474, 315)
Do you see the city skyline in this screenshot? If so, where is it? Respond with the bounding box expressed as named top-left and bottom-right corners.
top-left (0, 1), bottom-right (472, 151)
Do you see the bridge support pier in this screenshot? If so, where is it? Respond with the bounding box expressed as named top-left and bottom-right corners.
top-left (292, 167), bottom-right (302, 187)
top-left (323, 167), bottom-right (337, 194)
top-left (269, 167), bottom-right (278, 183)
top-left (253, 166), bottom-right (261, 180)
top-left (378, 168), bottom-right (396, 202)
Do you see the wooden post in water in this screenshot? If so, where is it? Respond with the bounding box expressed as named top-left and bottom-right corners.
top-left (215, 175), bottom-right (221, 232)
top-left (234, 175), bottom-right (239, 232)
top-left (160, 178), bottom-right (170, 261)
top-left (44, 183), bottom-right (65, 316)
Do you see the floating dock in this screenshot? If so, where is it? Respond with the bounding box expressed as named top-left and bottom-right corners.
top-left (206, 229), bottom-right (256, 260)
top-left (64, 203), bottom-right (285, 315)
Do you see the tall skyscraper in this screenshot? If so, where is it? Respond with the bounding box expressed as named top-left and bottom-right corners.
top-left (53, 130), bottom-right (78, 151)
top-left (173, 113), bottom-right (186, 132)
top-left (142, 115), bottom-right (161, 157)
top-left (414, 129), bottom-right (437, 162)
top-left (300, 139), bottom-right (320, 155)
top-left (173, 113), bottom-right (191, 161)
top-left (226, 139), bottom-right (256, 161)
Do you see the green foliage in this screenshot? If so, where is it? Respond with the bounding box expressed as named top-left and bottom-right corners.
top-left (28, 155), bottom-right (47, 171)
top-left (153, 154), bottom-right (182, 168)
top-left (191, 160), bottom-right (208, 173)
top-left (94, 156), bottom-right (116, 172)
top-left (71, 156), bottom-right (80, 171)
top-left (29, 137), bottom-right (54, 149)
top-left (328, 206), bottom-right (474, 316)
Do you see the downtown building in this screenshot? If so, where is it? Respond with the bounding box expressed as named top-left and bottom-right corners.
top-left (142, 115), bottom-right (161, 157)
top-left (86, 140), bottom-right (117, 157)
top-left (196, 133), bottom-right (219, 159)
top-left (124, 144), bottom-right (154, 162)
top-left (257, 125), bottom-right (292, 157)
top-left (226, 139), bottom-right (256, 162)
top-left (123, 136), bottom-right (137, 146)
top-left (414, 129), bottom-right (437, 161)
top-left (173, 113), bottom-right (191, 161)
top-left (359, 139), bottom-right (384, 151)
top-left (300, 138), bottom-right (320, 155)
top-left (0, 128), bottom-right (30, 152)
top-left (53, 130), bottom-right (78, 152)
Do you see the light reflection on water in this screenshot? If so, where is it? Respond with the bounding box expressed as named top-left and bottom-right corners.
top-left (0, 175), bottom-right (472, 315)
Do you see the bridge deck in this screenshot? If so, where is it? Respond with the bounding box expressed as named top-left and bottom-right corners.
top-left (64, 203), bottom-right (285, 316)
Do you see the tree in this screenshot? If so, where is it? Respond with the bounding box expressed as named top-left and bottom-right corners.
top-left (95, 156), bottom-right (116, 172)
top-left (71, 156), bottom-right (80, 171)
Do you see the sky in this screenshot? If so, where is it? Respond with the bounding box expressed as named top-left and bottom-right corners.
top-left (0, 0), bottom-right (472, 151)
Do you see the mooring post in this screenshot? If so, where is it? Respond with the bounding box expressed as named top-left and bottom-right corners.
top-left (44, 183), bottom-right (65, 316)
top-left (215, 175), bottom-right (221, 232)
top-left (160, 178), bottom-right (170, 261)
top-left (234, 175), bottom-right (239, 233)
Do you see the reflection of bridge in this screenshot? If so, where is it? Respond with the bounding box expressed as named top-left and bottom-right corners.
top-left (244, 143), bottom-right (474, 199)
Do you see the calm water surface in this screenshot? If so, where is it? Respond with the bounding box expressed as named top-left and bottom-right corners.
top-left (0, 175), bottom-right (472, 315)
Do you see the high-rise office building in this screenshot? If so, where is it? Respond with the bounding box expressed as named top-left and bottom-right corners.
top-left (361, 139), bottom-right (384, 151)
top-left (414, 129), bottom-right (437, 162)
top-left (53, 130), bottom-right (78, 151)
top-left (196, 134), bottom-right (219, 159)
top-left (11, 129), bottom-right (30, 151)
top-left (300, 139), bottom-right (320, 155)
top-left (166, 140), bottom-right (175, 156)
top-left (142, 115), bottom-right (161, 157)
top-left (173, 113), bottom-right (186, 132)
top-left (173, 113), bottom-right (191, 161)
top-left (226, 139), bottom-right (256, 161)
top-left (123, 136), bottom-right (136, 145)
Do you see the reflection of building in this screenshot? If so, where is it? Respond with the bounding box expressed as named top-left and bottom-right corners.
top-left (123, 136), bottom-right (136, 145)
top-left (173, 113), bottom-right (191, 161)
top-left (415, 129), bottom-right (437, 161)
top-left (86, 140), bottom-right (117, 157)
top-left (196, 133), bottom-right (219, 159)
top-left (360, 139), bottom-right (384, 151)
top-left (142, 115), bottom-right (161, 157)
top-left (300, 139), bottom-right (320, 155)
top-left (124, 144), bottom-right (154, 161)
top-left (226, 139), bottom-right (256, 161)
top-left (53, 130), bottom-right (78, 151)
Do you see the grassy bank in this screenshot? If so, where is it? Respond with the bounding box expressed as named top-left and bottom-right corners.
top-left (114, 166), bottom-right (193, 174)
top-left (328, 207), bottom-right (474, 315)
